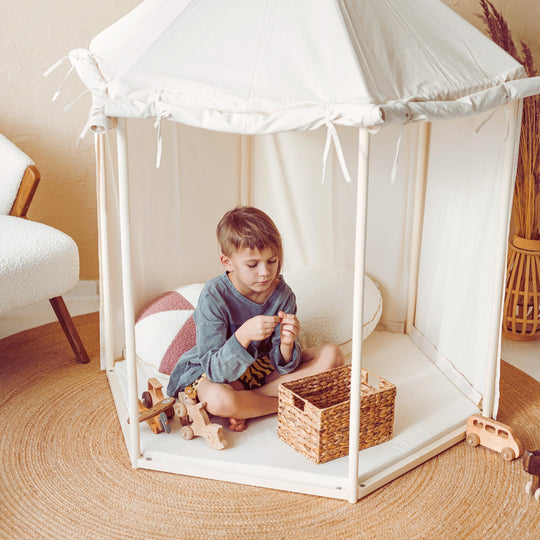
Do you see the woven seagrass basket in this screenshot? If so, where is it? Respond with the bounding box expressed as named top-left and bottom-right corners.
top-left (503, 236), bottom-right (540, 341)
top-left (278, 365), bottom-right (396, 464)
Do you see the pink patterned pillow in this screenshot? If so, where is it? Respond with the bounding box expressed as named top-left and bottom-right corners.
top-left (135, 283), bottom-right (204, 375)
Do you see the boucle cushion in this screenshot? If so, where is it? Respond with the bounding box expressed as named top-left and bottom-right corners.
top-left (135, 266), bottom-right (382, 377)
top-left (135, 283), bottom-right (204, 375)
top-left (0, 134), bottom-right (34, 215)
top-left (283, 265), bottom-right (382, 349)
top-left (0, 216), bottom-right (79, 313)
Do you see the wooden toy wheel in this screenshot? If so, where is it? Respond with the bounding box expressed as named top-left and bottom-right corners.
top-left (466, 433), bottom-right (480, 447)
top-left (182, 392), bottom-right (197, 406)
top-left (181, 426), bottom-right (194, 440)
top-left (501, 447), bottom-right (515, 462)
top-left (175, 403), bottom-right (187, 417)
top-left (165, 406), bottom-right (175, 419)
top-left (174, 403), bottom-right (190, 426)
top-left (526, 481), bottom-right (540, 501)
top-left (141, 391), bottom-right (153, 409)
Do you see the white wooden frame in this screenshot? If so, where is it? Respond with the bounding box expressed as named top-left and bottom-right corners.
top-left (99, 101), bottom-right (521, 503)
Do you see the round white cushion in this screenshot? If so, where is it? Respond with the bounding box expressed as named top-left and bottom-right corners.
top-left (0, 216), bottom-right (79, 313)
top-left (283, 265), bottom-right (382, 349)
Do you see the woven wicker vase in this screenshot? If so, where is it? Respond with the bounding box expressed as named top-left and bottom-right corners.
top-left (503, 235), bottom-right (540, 341)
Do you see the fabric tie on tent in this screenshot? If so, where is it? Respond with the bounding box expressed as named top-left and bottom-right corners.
top-left (44, 57), bottom-right (75, 104)
top-left (154, 109), bottom-right (171, 168)
top-left (474, 102), bottom-right (511, 141)
top-left (69, 50), bottom-right (114, 137)
top-left (390, 128), bottom-right (403, 184)
top-left (46, 49), bottom-right (114, 137)
top-left (322, 120), bottom-right (353, 184)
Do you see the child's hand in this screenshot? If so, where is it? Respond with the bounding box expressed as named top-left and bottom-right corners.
top-left (235, 315), bottom-right (280, 348)
top-left (278, 311), bottom-right (300, 347)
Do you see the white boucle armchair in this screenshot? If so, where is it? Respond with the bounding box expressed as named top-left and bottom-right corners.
top-left (0, 133), bottom-right (89, 363)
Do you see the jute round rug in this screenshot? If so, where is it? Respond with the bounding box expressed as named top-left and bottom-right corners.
top-left (1, 312), bottom-right (539, 539)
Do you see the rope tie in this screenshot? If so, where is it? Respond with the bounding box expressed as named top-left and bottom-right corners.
top-left (322, 114), bottom-right (352, 184)
top-left (64, 89), bottom-right (90, 112)
top-left (475, 89), bottom-right (510, 139)
top-left (154, 106), bottom-right (171, 168)
top-left (43, 56), bottom-right (69, 77)
top-left (44, 56), bottom-right (74, 103)
top-left (390, 128), bottom-right (403, 183)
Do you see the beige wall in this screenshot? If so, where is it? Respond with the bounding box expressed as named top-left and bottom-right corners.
top-left (445, 0), bottom-right (540, 61)
top-left (2, 0), bottom-right (538, 280)
top-left (2, 1), bottom-right (142, 280)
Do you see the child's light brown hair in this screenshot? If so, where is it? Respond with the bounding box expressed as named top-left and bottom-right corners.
top-left (217, 206), bottom-right (283, 274)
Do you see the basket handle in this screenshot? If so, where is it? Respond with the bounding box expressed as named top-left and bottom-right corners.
top-left (293, 395), bottom-right (305, 411)
top-left (364, 371), bottom-right (381, 390)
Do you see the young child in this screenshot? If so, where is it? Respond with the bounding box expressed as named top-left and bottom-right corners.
top-left (167, 205), bottom-right (344, 431)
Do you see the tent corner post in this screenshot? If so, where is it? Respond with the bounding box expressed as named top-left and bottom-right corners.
top-left (406, 121), bottom-right (431, 335)
top-left (116, 117), bottom-right (141, 467)
top-left (95, 132), bottom-right (115, 372)
top-left (347, 128), bottom-right (371, 503)
top-left (483, 100), bottom-right (523, 419)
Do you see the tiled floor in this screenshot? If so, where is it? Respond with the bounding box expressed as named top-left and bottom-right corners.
top-left (1, 289), bottom-right (538, 382)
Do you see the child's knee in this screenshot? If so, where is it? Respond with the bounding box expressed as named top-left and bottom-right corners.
top-left (319, 343), bottom-right (345, 369)
top-left (201, 384), bottom-right (238, 417)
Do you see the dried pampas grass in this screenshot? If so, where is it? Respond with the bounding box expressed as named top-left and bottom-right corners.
top-left (479, 0), bottom-right (540, 239)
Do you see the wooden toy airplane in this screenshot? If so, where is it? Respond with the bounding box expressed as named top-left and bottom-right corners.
top-left (128, 378), bottom-right (176, 434)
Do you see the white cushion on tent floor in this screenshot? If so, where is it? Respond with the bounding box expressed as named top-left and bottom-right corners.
top-left (114, 330), bottom-right (479, 493)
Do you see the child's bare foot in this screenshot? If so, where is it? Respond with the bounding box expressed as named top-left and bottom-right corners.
top-left (229, 418), bottom-right (247, 432)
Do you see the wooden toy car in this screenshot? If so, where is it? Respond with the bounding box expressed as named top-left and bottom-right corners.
top-left (174, 391), bottom-right (227, 450)
top-left (523, 449), bottom-right (540, 501)
top-left (129, 378), bottom-right (175, 434)
top-left (465, 414), bottom-right (523, 461)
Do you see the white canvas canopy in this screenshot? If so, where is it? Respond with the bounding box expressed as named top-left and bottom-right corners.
top-left (56, 0), bottom-right (540, 502)
top-left (71, 0), bottom-right (539, 134)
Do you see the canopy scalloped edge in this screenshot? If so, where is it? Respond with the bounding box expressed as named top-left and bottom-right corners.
top-left (65, 48), bottom-right (540, 137)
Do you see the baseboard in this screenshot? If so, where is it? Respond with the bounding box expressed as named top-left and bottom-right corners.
top-left (65, 279), bottom-right (100, 300)
top-left (0, 280), bottom-right (100, 339)
top-left (376, 320), bottom-right (405, 334)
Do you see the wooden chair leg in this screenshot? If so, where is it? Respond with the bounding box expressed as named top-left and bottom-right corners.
top-left (49, 296), bottom-right (90, 364)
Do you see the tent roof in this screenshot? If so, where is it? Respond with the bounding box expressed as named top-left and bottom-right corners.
top-left (66, 0), bottom-right (540, 135)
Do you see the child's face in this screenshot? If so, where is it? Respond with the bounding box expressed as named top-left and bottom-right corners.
top-left (221, 247), bottom-right (280, 302)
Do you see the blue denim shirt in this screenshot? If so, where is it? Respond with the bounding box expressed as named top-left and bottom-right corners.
top-left (167, 272), bottom-right (301, 397)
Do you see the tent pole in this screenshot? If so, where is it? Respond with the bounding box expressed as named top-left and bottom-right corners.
top-left (484, 100), bottom-right (522, 418)
top-left (406, 122), bottom-right (431, 334)
top-left (95, 133), bottom-right (114, 371)
top-left (116, 118), bottom-right (141, 467)
top-left (347, 128), bottom-right (370, 503)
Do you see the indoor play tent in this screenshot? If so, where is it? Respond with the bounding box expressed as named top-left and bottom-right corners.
top-left (57, 0), bottom-right (540, 502)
